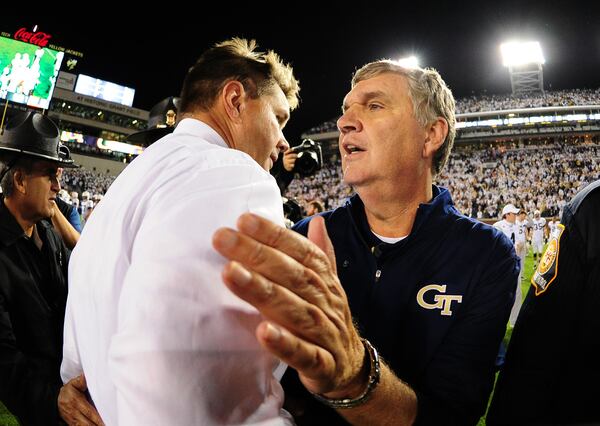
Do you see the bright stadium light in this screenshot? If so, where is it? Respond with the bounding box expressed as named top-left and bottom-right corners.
top-left (397, 56), bottom-right (419, 68)
top-left (500, 41), bottom-right (545, 94)
top-left (500, 41), bottom-right (545, 67)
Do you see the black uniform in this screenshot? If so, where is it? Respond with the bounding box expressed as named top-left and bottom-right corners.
top-left (487, 180), bottom-right (600, 425)
top-left (0, 198), bottom-right (70, 425)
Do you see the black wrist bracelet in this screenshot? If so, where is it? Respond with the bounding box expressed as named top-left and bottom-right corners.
top-left (311, 338), bottom-right (381, 409)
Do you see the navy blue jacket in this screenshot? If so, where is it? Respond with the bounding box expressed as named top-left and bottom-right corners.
top-left (488, 180), bottom-right (600, 425)
top-left (282, 186), bottom-right (519, 425)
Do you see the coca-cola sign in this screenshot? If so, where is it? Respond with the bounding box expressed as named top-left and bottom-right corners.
top-left (14, 27), bottom-right (52, 47)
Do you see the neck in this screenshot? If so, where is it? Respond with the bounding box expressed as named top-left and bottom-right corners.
top-left (179, 110), bottom-right (235, 148)
top-left (3, 197), bottom-right (35, 237)
top-left (357, 178), bottom-right (433, 238)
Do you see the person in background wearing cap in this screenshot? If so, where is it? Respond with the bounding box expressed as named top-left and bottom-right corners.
top-left (530, 209), bottom-right (546, 268)
top-left (488, 180), bottom-right (600, 424)
top-left (493, 203), bottom-right (522, 327)
top-left (0, 111), bottom-right (102, 425)
top-left (61, 37), bottom-right (299, 425)
top-left (212, 60), bottom-right (519, 425)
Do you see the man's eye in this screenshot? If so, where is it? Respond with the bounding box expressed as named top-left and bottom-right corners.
top-left (368, 103), bottom-right (382, 110)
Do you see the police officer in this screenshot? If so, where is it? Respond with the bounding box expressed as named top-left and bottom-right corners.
top-left (0, 111), bottom-right (85, 425)
top-left (487, 179), bottom-right (600, 425)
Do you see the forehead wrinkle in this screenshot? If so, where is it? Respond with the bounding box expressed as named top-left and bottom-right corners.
top-left (342, 90), bottom-right (389, 112)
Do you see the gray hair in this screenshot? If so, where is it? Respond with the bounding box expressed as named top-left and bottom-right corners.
top-left (352, 60), bottom-right (456, 177)
top-left (0, 156), bottom-right (35, 197)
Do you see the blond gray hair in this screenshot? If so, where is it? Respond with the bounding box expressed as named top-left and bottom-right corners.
top-left (352, 60), bottom-right (456, 177)
top-left (180, 37), bottom-right (300, 113)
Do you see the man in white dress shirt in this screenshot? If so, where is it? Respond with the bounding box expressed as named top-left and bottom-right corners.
top-left (60, 38), bottom-right (299, 425)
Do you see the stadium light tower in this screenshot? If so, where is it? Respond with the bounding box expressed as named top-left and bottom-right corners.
top-left (500, 41), bottom-right (545, 95)
top-left (397, 56), bottom-right (419, 68)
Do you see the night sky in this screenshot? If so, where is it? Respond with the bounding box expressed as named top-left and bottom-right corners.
top-left (4, 3), bottom-right (600, 144)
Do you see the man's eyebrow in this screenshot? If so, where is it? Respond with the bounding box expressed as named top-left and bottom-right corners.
top-left (341, 90), bottom-right (388, 112)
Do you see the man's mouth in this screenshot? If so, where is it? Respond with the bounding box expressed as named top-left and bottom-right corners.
top-left (342, 142), bottom-right (366, 155)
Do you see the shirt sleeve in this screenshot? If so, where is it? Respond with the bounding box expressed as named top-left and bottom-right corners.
top-left (67, 206), bottom-right (82, 233)
top-left (106, 163), bottom-right (288, 425)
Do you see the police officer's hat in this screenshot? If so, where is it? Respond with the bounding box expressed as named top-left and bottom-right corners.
top-left (0, 111), bottom-right (78, 168)
top-left (126, 97), bottom-right (180, 146)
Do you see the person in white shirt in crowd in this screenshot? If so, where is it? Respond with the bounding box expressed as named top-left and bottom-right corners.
top-left (69, 191), bottom-right (79, 209)
top-left (60, 37), bottom-right (300, 425)
top-left (494, 204), bottom-right (522, 327)
top-left (515, 210), bottom-right (529, 268)
top-left (531, 209), bottom-right (547, 268)
top-left (548, 218), bottom-right (557, 238)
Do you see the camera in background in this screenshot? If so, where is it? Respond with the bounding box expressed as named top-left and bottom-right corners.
top-left (291, 139), bottom-right (323, 177)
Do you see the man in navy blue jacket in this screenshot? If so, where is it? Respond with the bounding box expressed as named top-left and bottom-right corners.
top-left (213, 60), bottom-right (519, 425)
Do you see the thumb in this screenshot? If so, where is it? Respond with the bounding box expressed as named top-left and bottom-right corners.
top-left (307, 215), bottom-right (337, 274)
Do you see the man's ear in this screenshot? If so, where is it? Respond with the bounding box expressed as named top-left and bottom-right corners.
top-left (422, 117), bottom-right (448, 159)
top-left (13, 168), bottom-right (27, 195)
top-left (221, 81), bottom-right (246, 122)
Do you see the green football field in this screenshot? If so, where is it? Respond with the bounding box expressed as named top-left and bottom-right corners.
top-left (0, 250), bottom-right (540, 425)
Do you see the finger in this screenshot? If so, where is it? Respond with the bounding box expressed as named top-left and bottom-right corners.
top-left (84, 405), bottom-right (104, 426)
top-left (256, 321), bottom-right (336, 394)
top-left (222, 261), bottom-right (344, 344)
top-left (68, 410), bottom-right (97, 426)
top-left (73, 397), bottom-right (104, 426)
top-left (239, 213), bottom-right (335, 274)
top-left (307, 216), bottom-right (337, 275)
top-left (214, 228), bottom-right (343, 302)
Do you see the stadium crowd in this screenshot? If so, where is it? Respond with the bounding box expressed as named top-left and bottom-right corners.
top-left (303, 88), bottom-right (600, 135)
top-left (455, 88), bottom-right (600, 114)
top-left (56, 135), bottom-right (600, 227)
top-left (60, 167), bottom-right (115, 197)
top-left (285, 138), bottom-right (600, 220)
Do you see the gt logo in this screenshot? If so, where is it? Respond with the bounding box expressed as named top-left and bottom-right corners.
top-left (416, 284), bottom-right (463, 316)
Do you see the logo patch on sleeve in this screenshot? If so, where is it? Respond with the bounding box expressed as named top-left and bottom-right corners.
top-left (531, 223), bottom-right (565, 296)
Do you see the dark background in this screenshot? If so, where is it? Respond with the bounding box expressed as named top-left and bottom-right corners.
top-left (4, 3), bottom-right (600, 144)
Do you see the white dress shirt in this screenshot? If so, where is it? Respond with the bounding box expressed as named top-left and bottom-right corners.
top-left (62, 119), bottom-right (293, 425)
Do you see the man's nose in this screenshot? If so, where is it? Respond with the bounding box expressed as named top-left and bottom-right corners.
top-left (337, 110), bottom-right (361, 134)
top-left (278, 134), bottom-right (290, 152)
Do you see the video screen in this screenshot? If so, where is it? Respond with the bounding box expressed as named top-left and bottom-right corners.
top-left (75, 74), bottom-right (135, 107)
top-left (0, 36), bottom-right (64, 109)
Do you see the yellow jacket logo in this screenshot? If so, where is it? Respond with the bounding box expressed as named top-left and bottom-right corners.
top-left (416, 284), bottom-right (463, 316)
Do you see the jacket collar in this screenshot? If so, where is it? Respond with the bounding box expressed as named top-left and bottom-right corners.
top-left (0, 197), bottom-right (27, 247)
top-left (347, 185), bottom-right (454, 247)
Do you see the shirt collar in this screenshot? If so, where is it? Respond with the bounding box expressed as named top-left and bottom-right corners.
top-left (0, 197), bottom-right (27, 247)
top-left (173, 118), bottom-right (229, 149)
